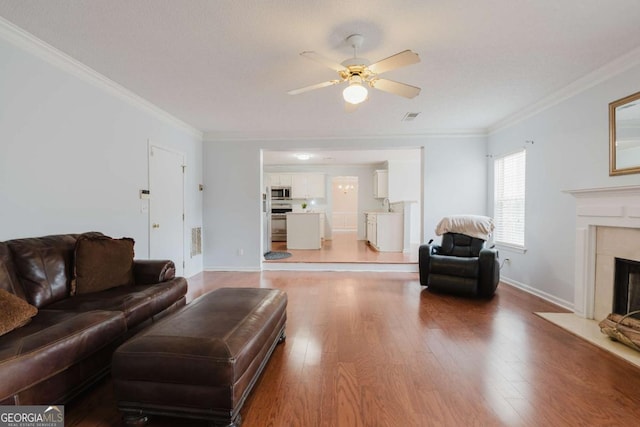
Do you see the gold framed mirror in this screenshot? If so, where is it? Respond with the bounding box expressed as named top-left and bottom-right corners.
top-left (610, 90), bottom-right (640, 176)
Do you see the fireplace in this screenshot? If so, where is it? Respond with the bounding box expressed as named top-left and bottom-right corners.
top-left (567, 185), bottom-right (640, 319)
top-left (539, 186), bottom-right (640, 366)
top-left (614, 258), bottom-right (640, 316)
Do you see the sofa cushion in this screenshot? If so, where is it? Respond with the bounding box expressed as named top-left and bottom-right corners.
top-left (0, 309), bottom-right (126, 402)
top-left (72, 235), bottom-right (135, 296)
top-left (0, 290), bottom-right (38, 336)
top-left (430, 254), bottom-right (479, 278)
top-left (438, 233), bottom-right (486, 257)
top-left (47, 278), bottom-right (188, 329)
top-left (7, 234), bottom-right (81, 308)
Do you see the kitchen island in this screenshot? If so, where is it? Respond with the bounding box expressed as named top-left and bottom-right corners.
top-left (286, 212), bottom-right (323, 249)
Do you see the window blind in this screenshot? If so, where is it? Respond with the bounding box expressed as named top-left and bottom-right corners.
top-left (494, 149), bottom-right (526, 247)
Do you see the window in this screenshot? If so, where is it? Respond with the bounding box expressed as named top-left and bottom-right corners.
top-left (494, 149), bottom-right (526, 248)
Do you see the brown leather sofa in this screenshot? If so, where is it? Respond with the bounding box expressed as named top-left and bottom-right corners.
top-left (0, 233), bottom-right (188, 405)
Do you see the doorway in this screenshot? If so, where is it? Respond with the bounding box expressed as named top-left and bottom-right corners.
top-left (331, 176), bottom-right (358, 234)
top-left (149, 144), bottom-right (185, 276)
top-left (261, 148), bottom-right (422, 265)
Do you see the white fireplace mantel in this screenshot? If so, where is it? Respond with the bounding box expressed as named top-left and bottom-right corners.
top-left (566, 185), bottom-right (640, 318)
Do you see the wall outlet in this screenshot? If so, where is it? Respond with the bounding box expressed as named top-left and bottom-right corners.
top-left (237, 248), bottom-right (244, 256)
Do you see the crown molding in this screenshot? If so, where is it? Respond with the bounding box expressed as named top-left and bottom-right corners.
top-left (204, 128), bottom-right (488, 142)
top-left (0, 17), bottom-right (203, 140)
top-left (489, 46), bottom-right (640, 135)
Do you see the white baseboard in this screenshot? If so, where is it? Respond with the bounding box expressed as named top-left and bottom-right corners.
top-left (204, 266), bottom-right (261, 272)
top-left (262, 262), bottom-right (418, 272)
top-left (501, 276), bottom-right (574, 311)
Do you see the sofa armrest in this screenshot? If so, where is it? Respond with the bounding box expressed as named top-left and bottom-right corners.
top-left (133, 260), bottom-right (176, 285)
top-left (478, 248), bottom-right (500, 297)
top-left (418, 243), bottom-right (440, 286)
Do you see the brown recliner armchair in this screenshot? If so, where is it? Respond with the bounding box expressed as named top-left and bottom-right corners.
top-left (419, 216), bottom-right (500, 297)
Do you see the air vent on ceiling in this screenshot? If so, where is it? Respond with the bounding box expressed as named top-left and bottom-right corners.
top-left (402, 112), bottom-right (421, 121)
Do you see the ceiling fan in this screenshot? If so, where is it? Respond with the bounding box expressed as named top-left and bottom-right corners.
top-left (288, 34), bottom-right (421, 109)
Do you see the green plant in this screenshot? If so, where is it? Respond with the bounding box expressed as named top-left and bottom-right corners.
top-left (301, 202), bottom-right (307, 209)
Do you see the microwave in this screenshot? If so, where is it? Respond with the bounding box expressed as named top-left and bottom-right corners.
top-left (271, 186), bottom-right (291, 200)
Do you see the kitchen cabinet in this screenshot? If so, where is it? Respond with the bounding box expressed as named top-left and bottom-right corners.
top-left (291, 173), bottom-right (325, 199)
top-left (365, 212), bottom-right (403, 252)
top-left (366, 214), bottom-right (377, 247)
top-left (373, 170), bottom-right (388, 199)
top-left (268, 173), bottom-right (292, 187)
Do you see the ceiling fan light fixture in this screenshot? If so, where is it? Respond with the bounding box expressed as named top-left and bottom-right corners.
top-left (290, 34), bottom-right (421, 105)
top-left (343, 82), bottom-right (368, 104)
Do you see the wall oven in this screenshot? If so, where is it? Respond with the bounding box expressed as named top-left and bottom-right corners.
top-left (271, 203), bottom-right (292, 242)
top-left (271, 186), bottom-right (291, 200)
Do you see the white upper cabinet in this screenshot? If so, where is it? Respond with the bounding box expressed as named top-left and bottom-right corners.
top-left (268, 173), bottom-right (292, 187)
top-left (291, 173), bottom-right (325, 199)
top-left (306, 174), bottom-right (325, 198)
top-left (373, 170), bottom-right (389, 199)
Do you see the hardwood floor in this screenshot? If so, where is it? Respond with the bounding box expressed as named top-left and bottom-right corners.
top-left (268, 231), bottom-right (418, 264)
top-left (65, 271), bottom-right (640, 426)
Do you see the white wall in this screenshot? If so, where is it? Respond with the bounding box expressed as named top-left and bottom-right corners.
top-left (203, 143), bottom-right (262, 270)
top-left (488, 62), bottom-right (640, 308)
top-left (203, 136), bottom-right (488, 270)
top-left (387, 159), bottom-right (421, 243)
top-left (388, 159), bottom-right (421, 202)
top-left (423, 137), bottom-right (489, 243)
top-left (0, 26), bottom-right (204, 276)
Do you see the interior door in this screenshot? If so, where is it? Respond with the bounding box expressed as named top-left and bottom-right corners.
top-left (149, 145), bottom-right (184, 276)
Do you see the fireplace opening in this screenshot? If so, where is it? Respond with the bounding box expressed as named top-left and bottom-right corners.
top-left (614, 257), bottom-right (640, 317)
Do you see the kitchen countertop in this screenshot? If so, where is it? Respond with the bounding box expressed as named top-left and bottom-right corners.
top-left (364, 211), bottom-right (401, 214)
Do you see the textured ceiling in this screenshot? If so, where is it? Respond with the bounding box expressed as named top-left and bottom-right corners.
top-left (1, 0), bottom-right (640, 139)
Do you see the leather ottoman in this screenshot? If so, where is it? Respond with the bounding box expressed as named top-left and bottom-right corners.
top-left (112, 287), bottom-right (287, 427)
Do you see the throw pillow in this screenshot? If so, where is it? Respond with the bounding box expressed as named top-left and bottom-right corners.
top-left (72, 235), bottom-right (135, 295)
top-left (0, 289), bottom-right (38, 336)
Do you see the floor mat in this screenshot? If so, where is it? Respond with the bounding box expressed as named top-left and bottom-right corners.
top-left (264, 251), bottom-right (292, 260)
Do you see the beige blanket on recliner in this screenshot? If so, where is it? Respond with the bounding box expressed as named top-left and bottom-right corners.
top-left (435, 215), bottom-right (494, 240)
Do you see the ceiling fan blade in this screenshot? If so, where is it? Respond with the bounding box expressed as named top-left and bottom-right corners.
top-left (370, 78), bottom-right (421, 99)
top-left (287, 80), bottom-right (342, 95)
top-left (368, 50), bottom-right (420, 75)
top-left (300, 51), bottom-right (348, 72)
